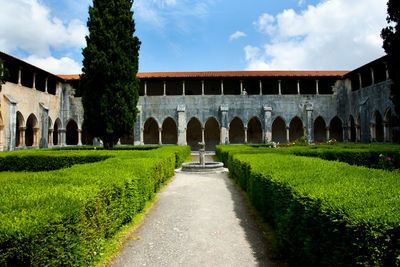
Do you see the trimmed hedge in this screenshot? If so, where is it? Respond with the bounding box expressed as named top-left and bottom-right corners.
top-left (217, 147), bottom-right (400, 266)
top-left (0, 146), bottom-right (191, 266)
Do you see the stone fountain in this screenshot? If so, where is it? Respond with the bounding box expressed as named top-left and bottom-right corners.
top-left (180, 142), bottom-right (226, 173)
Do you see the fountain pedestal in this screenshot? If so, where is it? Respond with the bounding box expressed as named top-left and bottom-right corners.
top-left (180, 142), bottom-right (226, 173)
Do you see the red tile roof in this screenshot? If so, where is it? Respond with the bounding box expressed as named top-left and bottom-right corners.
top-left (57, 71), bottom-right (349, 81)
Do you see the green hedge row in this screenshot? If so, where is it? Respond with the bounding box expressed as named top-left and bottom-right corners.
top-left (0, 146), bottom-right (191, 266)
top-left (216, 144), bottom-right (400, 170)
top-left (217, 147), bottom-right (400, 266)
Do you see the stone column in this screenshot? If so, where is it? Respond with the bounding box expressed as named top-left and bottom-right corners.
top-left (326, 127), bottom-right (330, 141)
top-left (134, 105), bottom-right (143, 146)
top-left (259, 80), bottom-right (263, 95)
top-left (48, 129), bottom-right (53, 146)
top-left (315, 80), bottom-right (319, 95)
top-left (20, 127), bottom-right (26, 147)
top-left (144, 81), bottom-right (147, 96)
top-left (297, 80), bottom-right (300, 95)
top-left (158, 127), bottom-right (162, 145)
top-left (201, 127), bottom-right (205, 143)
top-left (221, 80), bottom-right (224, 95)
top-left (278, 80), bottom-right (282, 95)
top-left (384, 62), bottom-right (390, 80)
top-left (263, 105), bottom-right (272, 143)
top-left (370, 123), bottom-right (375, 142)
top-left (33, 73), bottom-right (36, 90)
top-left (4, 95), bottom-right (18, 151)
top-left (45, 78), bottom-right (48, 93)
top-left (39, 102), bottom-right (49, 148)
top-left (18, 67), bottom-right (22, 85)
top-left (59, 128), bottom-right (66, 146)
top-left (244, 127), bottom-right (248, 144)
top-left (370, 68), bottom-right (375, 85)
top-left (0, 125), bottom-right (4, 147)
top-left (163, 81), bottom-right (166, 96)
top-left (358, 73), bottom-right (362, 89)
top-left (177, 105), bottom-right (187, 145)
top-left (33, 127), bottom-right (39, 146)
top-left (182, 81), bottom-right (185, 96)
top-left (220, 104), bottom-right (229, 144)
top-left (306, 104), bottom-right (313, 142)
top-left (78, 129), bottom-right (82, 146)
top-left (201, 80), bottom-right (205, 95)
top-left (286, 126), bottom-right (290, 143)
top-left (343, 125), bottom-right (349, 142)
top-left (240, 80), bottom-right (243, 95)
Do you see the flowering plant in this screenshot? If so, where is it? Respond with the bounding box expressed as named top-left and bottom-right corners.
top-left (378, 154), bottom-right (395, 171)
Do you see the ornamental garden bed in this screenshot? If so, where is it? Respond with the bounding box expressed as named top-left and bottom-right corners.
top-left (0, 146), bottom-right (190, 266)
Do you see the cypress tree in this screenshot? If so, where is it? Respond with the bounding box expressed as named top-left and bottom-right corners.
top-left (80, 0), bottom-right (140, 149)
top-left (381, 0), bottom-right (400, 141)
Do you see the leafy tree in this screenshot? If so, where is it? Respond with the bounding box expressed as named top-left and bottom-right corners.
top-left (80, 0), bottom-right (140, 149)
top-left (381, 0), bottom-right (400, 141)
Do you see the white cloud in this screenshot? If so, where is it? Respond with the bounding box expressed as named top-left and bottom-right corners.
top-left (229, 31), bottom-right (247, 41)
top-left (298, 0), bottom-right (306, 7)
top-left (0, 0), bottom-right (87, 57)
top-left (246, 0), bottom-right (387, 70)
top-left (24, 55), bottom-right (82, 75)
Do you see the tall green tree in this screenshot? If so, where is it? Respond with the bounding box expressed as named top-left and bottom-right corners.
top-left (381, 0), bottom-right (400, 141)
top-left (80, 0), bottom-right (140, 149)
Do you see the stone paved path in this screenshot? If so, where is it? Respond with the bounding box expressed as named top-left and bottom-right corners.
top-left (110, 159), bottom-right (276, 267)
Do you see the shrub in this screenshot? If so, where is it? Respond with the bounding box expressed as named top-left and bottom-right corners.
top-left (0, 146), bottom-right (191, 265)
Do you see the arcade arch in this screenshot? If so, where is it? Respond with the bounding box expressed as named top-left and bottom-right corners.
top-left (229, 117), bottom-right (245, 144)
top-left (289, 117), bottom-right (303, 141)
top-left (16, 112), bottom-right (24, 147)
top-left (330, 116), bottom-right (343, 141)
top-left (187, 117), bottom-right (202, 151)
top-left (144, 118), bottom-right (159, 145)
top-left (373, 111), bottom-right (384, 142)
top-left (247, 117), bottom-right (263, 144)
top-left (314, 116), bottom-right (326, 142)
top-left (272, 117), bottom-right (286, 143)
top-left (66, 120), bottom-right (78, 145)
top-left (53, 119), bottom-right (61, 145)
top-left (25, 114), bottom-right (38, 147)
top-left (205, 117), bottom-right (220, 150)
top-left (162, 117), bottom-right (178, 145)
top-left (349, 115), bottom-right (356, 142)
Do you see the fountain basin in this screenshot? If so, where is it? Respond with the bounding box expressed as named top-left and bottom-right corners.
top-left (180, 162), bottom-right (226, 173)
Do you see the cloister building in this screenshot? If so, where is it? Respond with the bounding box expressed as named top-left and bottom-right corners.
top-left (0, 51), bottom-right (395, 151)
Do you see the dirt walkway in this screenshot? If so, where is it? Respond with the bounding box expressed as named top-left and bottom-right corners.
top-left (110, 158), bottom-right (276, 267)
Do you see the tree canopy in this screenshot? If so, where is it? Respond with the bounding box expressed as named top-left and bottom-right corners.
top-left (381, 0), bottom-right (400, 140)
top-left (80, 0), bottom-right (140, 149)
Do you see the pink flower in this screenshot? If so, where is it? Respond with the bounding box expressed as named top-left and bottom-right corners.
top-left (385, 157), bottom-right (392, 161)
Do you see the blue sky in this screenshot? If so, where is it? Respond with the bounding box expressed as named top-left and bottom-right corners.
top-left (0, 0), bottom-right (388, 74)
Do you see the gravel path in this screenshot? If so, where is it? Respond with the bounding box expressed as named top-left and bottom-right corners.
top-left (110, 161), bottom-right (276, 267)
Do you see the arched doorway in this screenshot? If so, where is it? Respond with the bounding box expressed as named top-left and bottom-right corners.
top-left (25, 114), bottom-right (38, 147)
top-left (16, 112), bottom-right (24, 147)
top-left (48, 117), bottom-right (53, 146)
top-left (272, 117), bottom-right (286, 143)
top-left (66, 120), bottom-right (78, 145)
top-left (205, 117), bottom-right (220, 151)
top-left (247, 117), bottom-right (263, 144)
top-left (53, 119), bottom-right (61, 145)
top-left (229, 117), bottom-right (245, 144)
top-left (144, 118), bottom-right (159, 145)
top-left (374, 111), bottom-right (384, 142)
top-left (314, 116), bottom-right (326, 142)
top-left (162, 117), bottom-right (178, 144)
top-left (187, 117), bottom-right (202, 151)
top-left (349, 115), bottom-right (356, 142)
top-left (289, 117), bottom-right (303, 141)
top-left (330, 116), bottom-right (343, 142)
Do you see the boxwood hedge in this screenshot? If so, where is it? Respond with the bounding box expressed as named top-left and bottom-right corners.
top-left (0, 146), bottom-right (190, 266)
top-left (217, 146), bottom-right (400, 266)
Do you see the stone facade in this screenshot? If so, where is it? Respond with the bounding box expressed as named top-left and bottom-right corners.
top-left (0, 52), bottom-right (396, 151)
